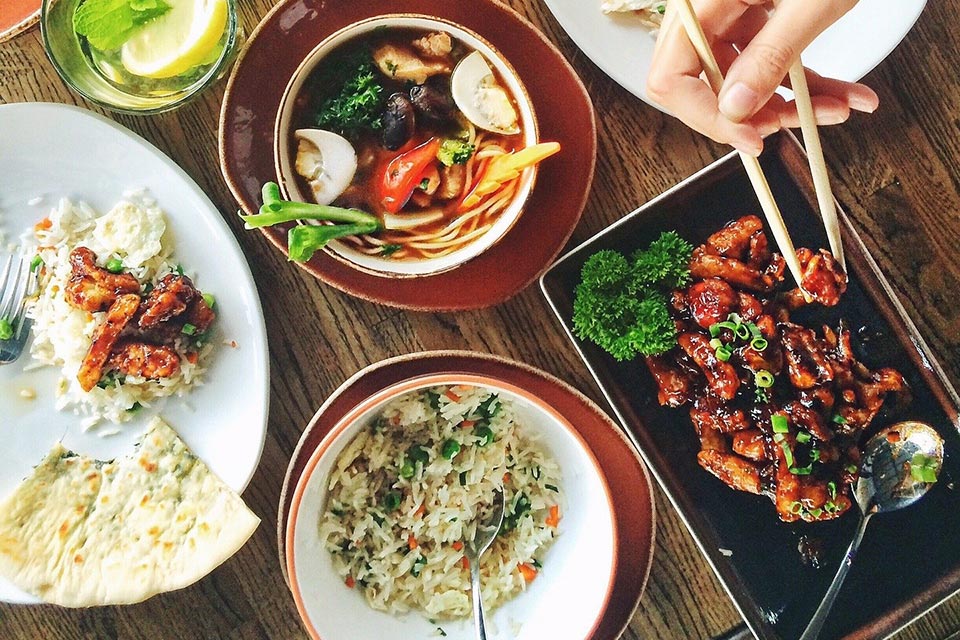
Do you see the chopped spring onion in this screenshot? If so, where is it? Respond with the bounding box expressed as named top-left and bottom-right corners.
top-left (910, 453), bottom-right (939, 483)
top-left (808, 507), bottom-right (823, 518)
top-left (746, 322), bottom-right (762, 338)
top-left (810, 449), bottom-right (821, 462)
top-left (755, 370), bottom-right (774, 388)
top-left (771, 414), bottom-right (789, 433)
top-left (776, 437), bottom-right (794, 467)
top-left (827, 480), bottom-right (837, 499)
top-left (0, 317), bottom-right (12, 341)
top-left (30, 254), bottom-right (43, 272)
top-left (790, 465), bottom-right (813, 475)
top-left (105, 257), bottom-right (124, 273)
top-left (715, 345), bottom-right (732, 362)
top-left (846, 463), bottom-right (858, 474)
top-left (709, 338), bottom-right (724, 350)
top-left (750, 336), bottom-right (768, 351)
top-left (383, 490), bottom-right (402, 511)
top-left (735, 323), bottom-right (751, 340)
top-left (175, 264), bottom-right (184, 276)
top-left (796, 431), bottom-right (812, 444)
top-left (832, 414), bottom-right (848, 425)
top-left (824, 501), bottom-right (839, 513)
top-left (441, 439), bottom-right (461, 460)
top-left (181, 323), bottom-right (197, 336)
top-left (202, 293), bottom-right (216, 309)
top-left (789, 501), bottom-right (804, 515)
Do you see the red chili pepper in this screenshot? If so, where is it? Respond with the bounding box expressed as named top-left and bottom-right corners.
top-left (380, 138), bottom-right (441, 213)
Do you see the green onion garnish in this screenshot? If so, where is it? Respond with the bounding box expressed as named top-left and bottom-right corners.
top-left (810, 449), bottom-right (821, 462)
top-left (910, 453), bottom-right (939, 483)
top-left (808, 507), bottom-right (823, 518)
top-left (827, 480), bottom-right (837, 500)
top-left (0, 317), bottom-right (12, 341)
top-left (746, 322), bottom-right (762, 338)
top-left (181, 323), bottom-right (197, 336)
top-left (750, 336), bottom-right (768, 351)
top-left (30, 255), bottom-right (43, 272)
top-left (790, 465), bottom-right (813, 475)
top-left (202, 293), bottom-right (216, 309)
top-left (709, 323), bottom-right (723, 338)
top-left (709, 338), bottom-right (724, 350)
top-left (771, 414), bottom-right (789, 433)
top-left (105, 257), bottom-right (124, 273)
top-left (846, 463), bottom-right (858, 474)
top-left (383, 490), bottom-right (402, 511)
top-left (777, 437), bottom-right (794, 467)
top-left (715, 345), bottom-right (732, 362)
top-left (175, 264), bottom-right (184, 276)
top-left (796, 431), bottom-right (812, 444)
top-left (755, 370), bottom-right (774, 388)
top-left (735, 323), bottom-right (751, 340)
top-left (789, 501), bottom-right (804, 515)
top-left (832, 414), bottom-right (848, 425)
top-left (441, 439), bottom-right (460, 460)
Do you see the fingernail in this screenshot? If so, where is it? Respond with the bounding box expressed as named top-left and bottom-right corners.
top-left (732, 139), bottom-right (762, 157)
top-left (719, 82), bottom-right (759, 122)
top-left (822, 112), bottom-right (847, 125)
top-left (849, 93), bottom-right (878, 113)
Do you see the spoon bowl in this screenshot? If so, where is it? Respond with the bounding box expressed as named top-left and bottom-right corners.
top-left (800, 421), bottom-right (945, 640)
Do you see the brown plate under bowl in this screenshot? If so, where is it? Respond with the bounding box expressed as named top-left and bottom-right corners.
top-left (0, 0), bottom-right (39, 44)
top-left (218, 0), bottom-right (596, 311)
top-left (277, 350), bottom-right (654, 640)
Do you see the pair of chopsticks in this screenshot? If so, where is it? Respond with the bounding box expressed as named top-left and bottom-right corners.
top-left (673, 0), bottom-right (846, 291)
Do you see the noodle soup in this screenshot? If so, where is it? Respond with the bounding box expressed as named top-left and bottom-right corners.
top-left (275, 16), bottom-right (558, 276)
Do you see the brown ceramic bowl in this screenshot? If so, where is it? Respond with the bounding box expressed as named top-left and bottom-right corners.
top-left (274, 14), bottom-right (540, 278)
top-left (277, 351), bottom-right (655, 640)
top-left (0, 0), bottom-right (39, 43)
top-left (219, 0), bottom-right (596, 310)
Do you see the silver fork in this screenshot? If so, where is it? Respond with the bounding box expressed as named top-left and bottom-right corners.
top-left (0, 251), bottom-right (38, 364)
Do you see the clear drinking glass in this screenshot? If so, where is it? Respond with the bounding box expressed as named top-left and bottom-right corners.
top-left (40, 0), bottom-right (240, 114)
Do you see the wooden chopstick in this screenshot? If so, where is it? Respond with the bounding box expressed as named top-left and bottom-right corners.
top-left (785, 62), bottom-right (846, 269)
top-left (673, 0), bottom-right (809, 297)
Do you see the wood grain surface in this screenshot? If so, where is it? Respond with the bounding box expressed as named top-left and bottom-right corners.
top-left (1, 0), bottom-right (959, 638)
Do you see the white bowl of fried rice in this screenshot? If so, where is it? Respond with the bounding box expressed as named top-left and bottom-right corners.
top-left (286, 373), bottom-right (617, 640)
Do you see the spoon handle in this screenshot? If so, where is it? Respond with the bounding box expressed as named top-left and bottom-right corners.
top-left (799, 512), bottom-right (873, 640)
top-left (470, 558), bottom-right (488, 640)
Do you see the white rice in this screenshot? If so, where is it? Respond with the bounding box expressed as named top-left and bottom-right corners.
top-left (24, 195), bottom-right (212, 429)
top-left (320, 385), bottom-right (563, 619)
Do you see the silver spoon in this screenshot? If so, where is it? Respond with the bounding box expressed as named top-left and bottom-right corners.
top-left (799, 421), bottom-right (944, 640)
top-left (464, 488), bottom-right (506, 640)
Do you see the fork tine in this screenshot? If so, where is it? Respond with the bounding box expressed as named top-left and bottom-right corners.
top-left (11, 255), bottom-right (33, 338)
top-left (0, 254), bottom-right (17, 319)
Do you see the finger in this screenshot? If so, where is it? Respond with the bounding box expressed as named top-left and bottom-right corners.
top-left (662, 74), bottom-right (765, 155)
top-left (776, 95), bottom-right (851, 127)
top-left (793, 68), bottom-right (879, 113)
top-left (718, 0), bottom-right (859, 122)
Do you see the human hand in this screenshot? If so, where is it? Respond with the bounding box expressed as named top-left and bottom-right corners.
top-left (646, 0), bottom-right (879, 156)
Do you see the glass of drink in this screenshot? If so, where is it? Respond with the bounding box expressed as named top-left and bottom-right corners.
top-left (41, 0), bottom-right (240, 114)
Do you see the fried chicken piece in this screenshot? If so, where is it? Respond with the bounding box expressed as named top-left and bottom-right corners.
top-left (697, 450), bottom-right (762, 494)
top-left (678, 332), bottom-right (741, 400)
top-left (797, 248), bottom-right (847, 307)
top-left (690, 248), bottom-right (775, 293)
top-left (64, 247), bottom-right (140, 313)
top-left (138, 274), bottom-right (198, 329)
top-left (737, 292), bottom-right (764, 322)
top-left (732, 429), bottom-right (769, 461)
top-left (77, 294), bottom-right (141, 392)
top-left (687, 278), bottom-right (737, 330)
top-left (107, 341), bottom-right (180, 380)
top-left (747, 230), bottom-right (771, 269)
top-left (691, 396), bottom-right (752, 434)
top-left (704, 215), bottom-right (764, 260)
top-left (411, 32), bottom-right (453, 59)
top-left (646, 354), bottom-right (699, 407)
top-left (182, 296), bottom-right (216, 335)
top-left (780, 323), bottom-right (833, 389)
top-left (373, 43), bottom-right (451, 83)
top-left (783, 400), bottom-right (832, 441)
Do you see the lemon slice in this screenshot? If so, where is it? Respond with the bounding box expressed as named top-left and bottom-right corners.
top-left (120, 0), bottom-right (228, 79)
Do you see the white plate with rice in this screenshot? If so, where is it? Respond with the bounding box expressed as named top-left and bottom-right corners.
top-left (286, 374), bottom-right (617, 640)
top-left (544, 0), bottom-right (926, 108)
top-left (0, 103), bottom-right (270, 604)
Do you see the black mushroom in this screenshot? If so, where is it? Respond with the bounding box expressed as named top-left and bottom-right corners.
top-left (409, 78), bottom-right (455, 124)
top-left (382, 93), bottom-right (416, 150)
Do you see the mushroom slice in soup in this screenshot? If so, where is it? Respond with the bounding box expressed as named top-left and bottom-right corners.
top-left (293, 129), bottom-right (358, 206)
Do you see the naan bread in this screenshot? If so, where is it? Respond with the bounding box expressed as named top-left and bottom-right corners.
top-left (0, 417), bottom-right (259, 607)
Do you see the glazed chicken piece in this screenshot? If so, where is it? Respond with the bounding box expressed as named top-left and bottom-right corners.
top-left (687, 278), bottom-right (737, 329)
top-left (782, 400), bottom-right (833, 441)
top-left (678, 332), bottom-right (740, 400)
top-left (77, 294), bottom-right (141, 392)
top-left (182, 296), bottom-right (216, 335)
top-left (138, 274), bottom-right (198, 329)
top-left (797, 248), bottom-right (847, 307)
top-left (703, 215), bottom-right (764, 259)
top-left (780, 323), bottom-right (833, 389)
top-left (107, 342), bottom-right (180, 380)
top-left (411, 32), bottom-right (453, 59)
top-left (373, 44), bottom-right (451, 83)
top-left (690, 396), bottom-right (752, 434)
top-left (747, 229), bottom-right (771, 269)
top-left (697, 449), bottom-right (763, 494)
top-left (64, 247), bottom-right (140, 313)
top-left (645, 354), bottom-right (699, 407)
top-left (689, 248), bottom-right (777, 293)
top-left (732, 429), bottom-right (769, 461)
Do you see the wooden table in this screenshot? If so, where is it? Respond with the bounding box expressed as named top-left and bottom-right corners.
top-left (2, 1), bottom-right (959, 638)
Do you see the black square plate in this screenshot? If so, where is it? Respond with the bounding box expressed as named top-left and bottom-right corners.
top-left (540, 132), bottom-right (960, 640)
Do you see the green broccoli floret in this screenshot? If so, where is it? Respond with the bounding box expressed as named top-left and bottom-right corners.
top-left (437, 138), bottom-right (476, 166)
top-left (572, 232), bottom-right (692, 361)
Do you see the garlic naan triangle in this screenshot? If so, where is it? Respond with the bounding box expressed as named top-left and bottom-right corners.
top-left (0, 417), bottom-right (259, 607)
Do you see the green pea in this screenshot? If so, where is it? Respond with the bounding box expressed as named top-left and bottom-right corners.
top-left (441, 439), bottom-right (461, 459)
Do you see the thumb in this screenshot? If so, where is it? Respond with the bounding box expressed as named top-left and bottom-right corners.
top-left (717, 0), bottom-right (858, 122)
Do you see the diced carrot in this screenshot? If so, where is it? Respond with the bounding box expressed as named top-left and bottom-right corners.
top-left (34, 218), bottom-right (52, 232)
top-left (345, 576), bottom-right (355, 589)
top-left (452, 541), bottom-right (464, 551)
top-left (502, 472), bottom-right (512, 483)
top-left (408, 534), bottom-right (418, 550)
top-left (461, 419), bottom-right (476, 430)
top-left (414, 504), bottom-right (426, 518)
top-left (518, 563), bottom-right (537, 582)
top-left (185, 351), bottom-right (199, 365)
top-left (545, 505), bottom-right (560, 528)
top-left (461, 556), bottom-right (470, 569)
top-left (445, 389), bottom-right (462, 403)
